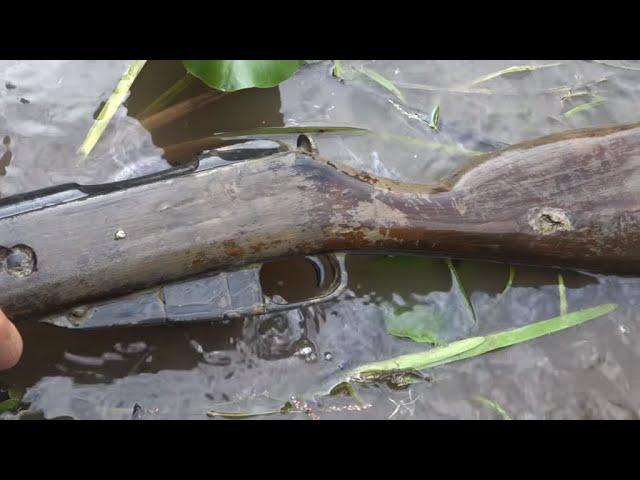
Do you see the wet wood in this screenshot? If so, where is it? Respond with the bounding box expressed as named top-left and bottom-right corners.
top-left (2, 123), bottom-right (640, 321)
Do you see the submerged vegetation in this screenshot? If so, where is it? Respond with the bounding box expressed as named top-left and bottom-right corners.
top-left (79, 60), bottom-right (307, 157)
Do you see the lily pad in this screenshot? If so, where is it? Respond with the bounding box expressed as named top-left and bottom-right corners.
top-left (183, 60), bottom-right (304, 92)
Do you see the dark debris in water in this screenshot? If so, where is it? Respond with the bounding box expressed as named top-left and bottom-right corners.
top-left (131, 403), bottom-right (144, 420)
top-left (0, 149), bottom-right (11, 176)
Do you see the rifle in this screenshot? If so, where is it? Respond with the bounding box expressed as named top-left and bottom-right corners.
top-left (1, 123), bottom-right (640, 329)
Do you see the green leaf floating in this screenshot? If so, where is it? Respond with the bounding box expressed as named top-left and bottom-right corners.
top-left (183, 60), bottom-right (304, 92)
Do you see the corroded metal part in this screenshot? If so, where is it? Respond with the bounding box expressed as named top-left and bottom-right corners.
top-left (39, 254), bottom-right (347, 329)
top-left (41, 265), bottom-right (264, 329)
top-left (3, 123), bottom-right (640, 323)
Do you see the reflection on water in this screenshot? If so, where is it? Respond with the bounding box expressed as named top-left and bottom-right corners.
top-left (2, 60), bottom-right (640, 419)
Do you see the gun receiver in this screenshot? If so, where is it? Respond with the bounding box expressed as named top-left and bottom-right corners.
top-left (2, 124), bottom-right (640, 326)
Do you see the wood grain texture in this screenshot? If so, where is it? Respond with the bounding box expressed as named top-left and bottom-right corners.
top-left (2, 123), bottom-right (640, 322)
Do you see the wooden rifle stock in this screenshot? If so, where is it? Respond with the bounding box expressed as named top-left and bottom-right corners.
top-left (2, 123), bottom-right (640, 322)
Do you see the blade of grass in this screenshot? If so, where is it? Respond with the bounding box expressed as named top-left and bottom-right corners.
top-left (560, 90), bottom-right (593, 103)
top-left (503, 265), bottom-right (517, 296)
top-left (467, 63), bottom-right (563, 87)
top-left (213, 125), bottom-right (370, 137)
top-left (165, 123), bottom-right (482, 162)
top-left (398, 74), bottom-right (608, 97)
top-left (352, 337), bottom-right (486, 381)
top-left (207, 407), bottom-right (289, 419)
top-left (77, 60), bottom-right (147, 159)
top-left (563, 95), bottom-right (606, 118)
top-left (332, 60), bottom-right (344, 79)
top-left (357, 67), bottom-right (406, 102)
top-left (486, 265), bottom-right (517, 315)
top-left (162, 125), bottom-right (370, 160)
top-left (394, 81), bottom-right (493, 95)
top-left (446, 259), bottom-right (477, 325)
top-left (429, 104), bottom-right (440, 131)
top-left (558, 274), bottom-right (568, 316)
top-left (550, 76), bottom-right (611, 94)
top-left (347, 303), bottom-right (616, 385)
top-left (207, 400), bottom-right (294, 419)
top-left (472, 396), bottom-right (512, 420)
top-left (427, 303), bottom-right (616, 369)
top-left (592, 60), bottom-right (640, 72)
top-left (313, 303), bottom-right (615, 398)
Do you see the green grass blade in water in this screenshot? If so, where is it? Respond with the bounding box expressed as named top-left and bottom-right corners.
top-left (429, 104), bottom-right (440, 130)
top-left (503, 265), bottom-right (516, 296)
top-left (467, 63), bottom-right (563, 87)
top-left (472, 396), bottom-right (512, 420)
top-left (78, 60), bottom-right (147, 159)
top-left (592, 60), bottom-right (640, 72)
top-left (446, 259), bottom-right (477, 325)
top-left (213, 125), bottom-right (370, 138)
top-left (352, 337), bottom-right (486, 381)
top-left (207, 400), bottom-right (294, 419)
top-left (427, 303), bottom-right (617, 369)
top-left (564, 95), bottom-right (606, 118)
top-left (207, 407), bottom-right (286, 419)
top-left (183, 60), bottom-right (304, 92)
top-left (357, 67), bottom-right (406, 101)
top-left (350, 303), bottom-right (616, 382)
top-left (332, 60), bottom-right (344, 79)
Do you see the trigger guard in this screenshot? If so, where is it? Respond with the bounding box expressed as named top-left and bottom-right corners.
top-left (304, 255), bottom-right (327, 288)
top-left (263, 253), bottom-right (348, 313)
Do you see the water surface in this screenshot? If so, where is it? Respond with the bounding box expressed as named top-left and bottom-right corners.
top-left (2, 60), bottom-right (640, 419)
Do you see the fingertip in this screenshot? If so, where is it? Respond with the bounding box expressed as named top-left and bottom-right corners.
top-left (0, 309), bottom-right (23, 370)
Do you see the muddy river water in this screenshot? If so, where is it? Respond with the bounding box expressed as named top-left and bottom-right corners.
top-left (2, 60), bottom-right (640, 419)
